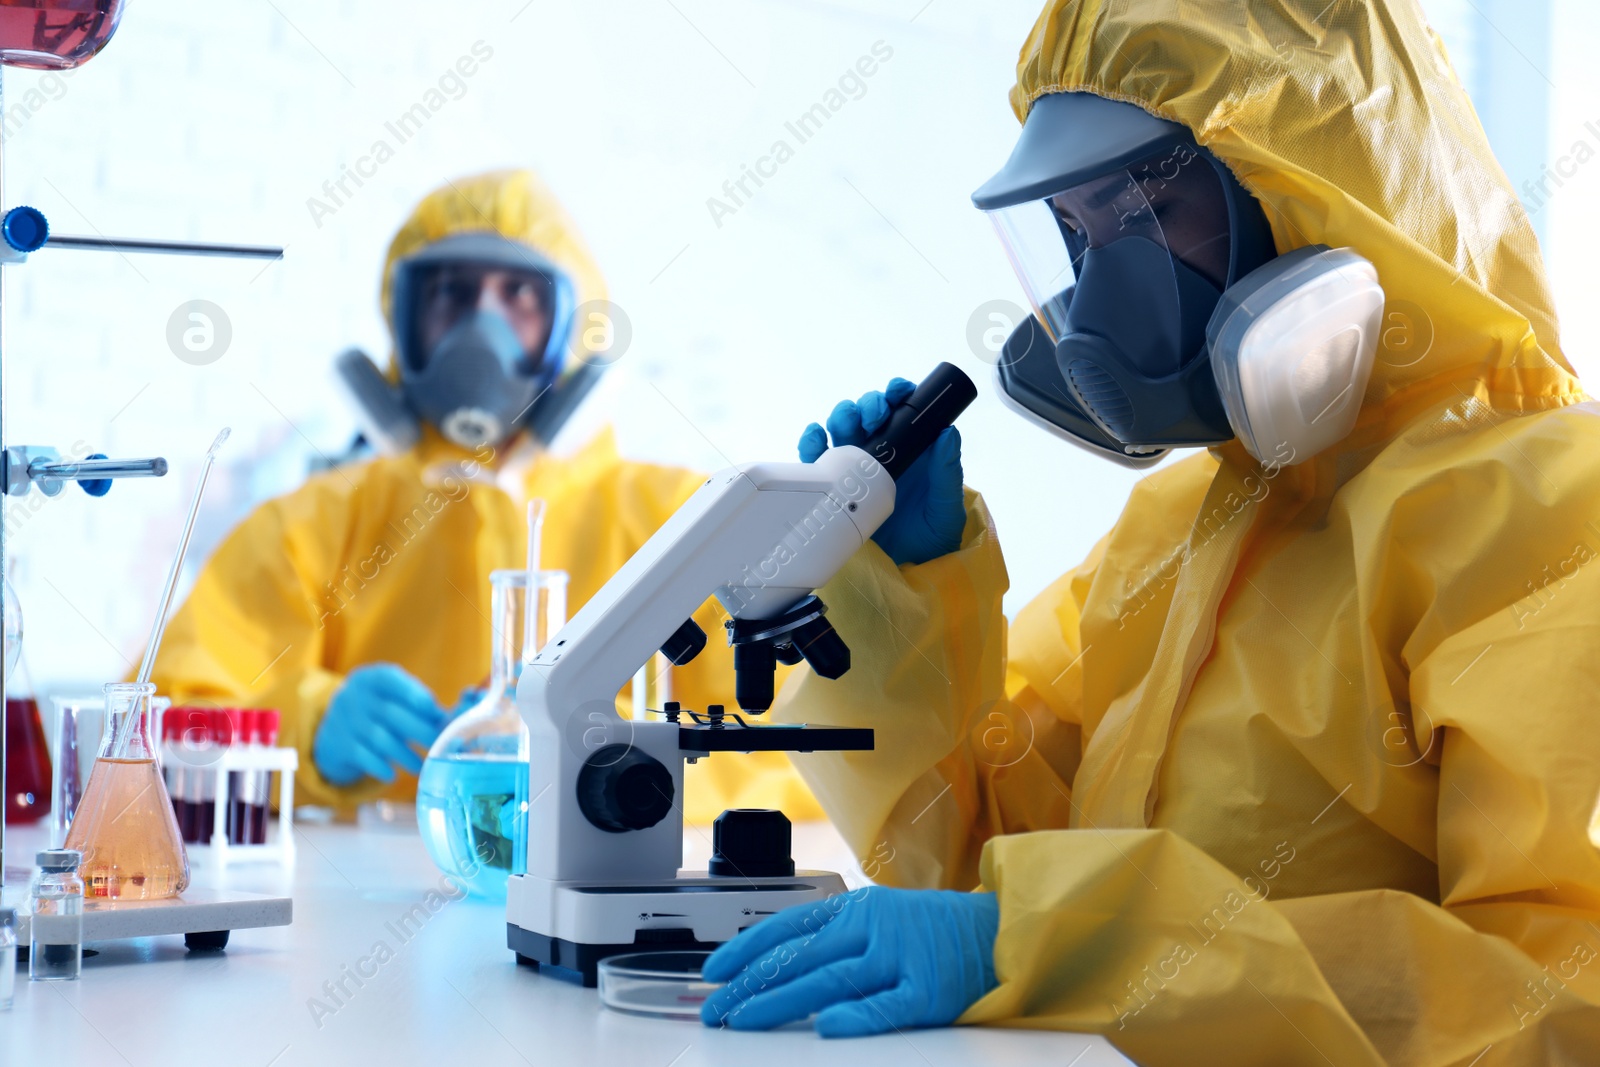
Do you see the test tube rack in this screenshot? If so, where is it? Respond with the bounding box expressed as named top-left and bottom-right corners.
top-left (181, 743), bottom-right (299, 869)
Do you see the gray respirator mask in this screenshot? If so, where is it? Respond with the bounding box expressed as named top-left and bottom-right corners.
top-left (402, 308), bottom-right (542, 449)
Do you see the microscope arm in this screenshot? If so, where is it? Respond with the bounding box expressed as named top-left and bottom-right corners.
top-left (526, 445), bottom-right (894, 722)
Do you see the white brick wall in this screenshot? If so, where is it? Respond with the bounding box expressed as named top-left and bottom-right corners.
top-left (0, 0), bottom-right (1583, 700)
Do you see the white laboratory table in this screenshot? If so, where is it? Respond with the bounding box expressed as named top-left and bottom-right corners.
top-left (1, 818), bottom-right (1130, 1067)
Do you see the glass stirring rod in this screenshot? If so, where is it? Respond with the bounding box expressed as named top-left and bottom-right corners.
top-left (135, 428), bottom-right (230, 685)
top-left (522, 498), bottom-right (546, 663)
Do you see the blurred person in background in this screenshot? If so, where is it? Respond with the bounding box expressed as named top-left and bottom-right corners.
top-left (699, 0), bottom-right (1600, 1062)
top-left (150, 169), bottom-right (818, 824)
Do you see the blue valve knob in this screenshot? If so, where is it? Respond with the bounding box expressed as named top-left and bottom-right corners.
top-left (80, 453), bottom-right (111, 497)
top-left (2, 205), bottom-right (49, 253)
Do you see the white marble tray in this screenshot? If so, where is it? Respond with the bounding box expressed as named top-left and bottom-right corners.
top-left (3, 885), bottom-right (291, 942)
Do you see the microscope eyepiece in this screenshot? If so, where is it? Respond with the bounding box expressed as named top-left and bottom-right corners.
top-left (860, 362), bottom-right (977, 481)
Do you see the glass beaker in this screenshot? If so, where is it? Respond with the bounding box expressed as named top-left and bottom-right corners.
top-left (417, 568), bottom-right (566, 899)
top-left (5, 607), bottom-right (51, 824)
top-left (0, 0), bottom-right (126, 70)
top-left (4, 695), bottom-right (50, 824)
top-left (0, 906), bottom-right (16, 1006)
top-left (48, 698), bottom-right (96, 848)
top-left (63, 683), bottom-right (190, 900)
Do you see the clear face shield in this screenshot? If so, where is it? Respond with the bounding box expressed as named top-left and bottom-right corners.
top-left (984, 143), bottom-right (1233, 351)
top-left (980, 145), bottom-right (1238, 455)
top-left (402, 261), bottom-right (563, 377)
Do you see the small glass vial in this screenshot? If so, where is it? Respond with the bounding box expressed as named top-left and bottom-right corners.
top-left (0, 906), bottom-right (17, 1008)
top-left (29, 848), bottom-right (84, 981)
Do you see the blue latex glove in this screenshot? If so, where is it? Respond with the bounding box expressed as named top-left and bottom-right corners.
top-left (313, 663), bottom-right (447, 786)
top-left (700, 887), bottom-right (1000, 1037)
top-left (799, 378), bottom-right (965, 566)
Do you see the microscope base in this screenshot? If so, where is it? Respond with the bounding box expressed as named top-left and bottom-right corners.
top-left (506, 869), bottom-right (848, 987)
top-left (508, 925), bottom-right (725, 987)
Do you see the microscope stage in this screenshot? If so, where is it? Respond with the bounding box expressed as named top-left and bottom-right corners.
top-left (676, 722), bottom-right (873, 752)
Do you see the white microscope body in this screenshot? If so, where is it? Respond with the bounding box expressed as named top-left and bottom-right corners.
top-left (505, 364), bottom-right (975, 985)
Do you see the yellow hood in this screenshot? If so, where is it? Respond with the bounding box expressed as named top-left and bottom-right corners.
top-left (1010, 0), bottom-right (1581, 443)
top-left (378, 168), bottom-right (608, 380)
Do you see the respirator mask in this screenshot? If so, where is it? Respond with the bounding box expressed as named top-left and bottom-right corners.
top-left (973, 92), bottom-right (1386, 467)
top-left (336, 232), bottom-right (584, 453)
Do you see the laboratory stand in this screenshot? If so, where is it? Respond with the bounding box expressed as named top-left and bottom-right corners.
top-left (0, 7), bottom-right (282, 879)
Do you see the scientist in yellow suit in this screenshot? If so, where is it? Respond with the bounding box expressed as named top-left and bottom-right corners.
top-left (701, 1), bottom-right (1600, 1063)
top-left (151, 169), bottom-right (817, 824)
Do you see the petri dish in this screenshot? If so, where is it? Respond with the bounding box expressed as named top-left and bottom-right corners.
top-left (598, 951), bottom-right (721, 1020)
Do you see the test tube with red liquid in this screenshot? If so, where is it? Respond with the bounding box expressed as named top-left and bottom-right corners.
top-left (226, 710), bottom-right (251, 845)
top-left (161, 710), bottom-right (181, 833)
top-left (203, 709), bottom-right (236, 844)
top-left (159, 705), bottom-right (281, 846)
top-left (228, 709), bottom-right (277, 844)
top-left (166, 708), bottom-right (201, 844)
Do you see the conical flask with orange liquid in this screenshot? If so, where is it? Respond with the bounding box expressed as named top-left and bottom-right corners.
top-left (63, 682), bottom-right (189, 899)
top-left (60, 430), bottom-right (230, 900)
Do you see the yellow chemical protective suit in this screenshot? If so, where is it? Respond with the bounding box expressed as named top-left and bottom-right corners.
top-left (151, 170), bottom-right (818, 824)
top-left (773, 3), bottom-right (1600, 1063)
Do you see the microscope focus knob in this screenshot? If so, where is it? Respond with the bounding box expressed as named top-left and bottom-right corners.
top-left (576, 745), bottom-right (675, 833)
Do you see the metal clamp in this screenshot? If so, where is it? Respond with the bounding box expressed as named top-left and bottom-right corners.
top-left (44, 235), bottom-right (283, 260)
top-left (4, 446), bottom-right (167, 497)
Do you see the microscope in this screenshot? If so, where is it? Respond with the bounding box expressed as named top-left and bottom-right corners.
top-left (506, 363), bottom-right (977, 985)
